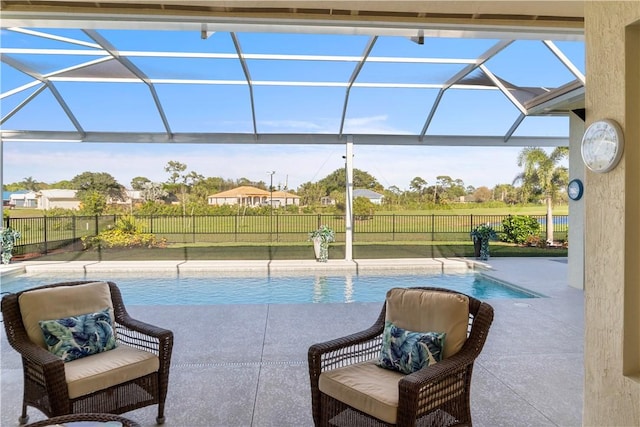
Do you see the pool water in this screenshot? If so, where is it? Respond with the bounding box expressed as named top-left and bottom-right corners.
top-left (1, 271), bottom-right (539, 305)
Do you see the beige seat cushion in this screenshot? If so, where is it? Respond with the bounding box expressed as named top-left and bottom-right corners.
top-left (319, 360), bottom-right (403, 424)
top-left (17, 281), bottom-right (159, 399)
top-left (18, 282), bottom-right (114, 349)
top-left (385, 288), bottom-right (469, 358)
top-left (65, 344), bottom-right (159, 399)
top-left (319, 359), bottom-right (467, 425)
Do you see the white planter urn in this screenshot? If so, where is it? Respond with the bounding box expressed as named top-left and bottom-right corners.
top-left (313, 237), bottom-right (322, 260)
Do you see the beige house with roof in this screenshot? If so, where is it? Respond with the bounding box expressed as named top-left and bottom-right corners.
top-left (36, 189), bottom-right (80, 210)
top-left (207, 186), bottom-right (299, 208)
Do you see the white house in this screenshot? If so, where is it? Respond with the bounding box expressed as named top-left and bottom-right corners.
top-left (36, 189), bottom-right (81, 210)
top-left (109, 189), bottom-right (142, 206)
top-left (9, 191), bottom-right (37, 208)
top-left (353, 189), bottom-right (385, 205)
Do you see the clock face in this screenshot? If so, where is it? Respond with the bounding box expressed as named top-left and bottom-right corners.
top-left (581, 119), bottom-right (624, 173)
top-left (567, 179), bottom-right (583, 201)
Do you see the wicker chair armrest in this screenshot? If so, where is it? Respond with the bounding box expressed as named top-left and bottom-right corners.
top-left (309, 321), bottom-right (384, 369)
top-left (309, 323), bottom-right (383, 357)
top-left (11, 338), bottom-right (64, 368)
top-left (400, 349), bottom-right (475, 390)
top-left (114, 317), bottom-right (173, 356)
top-left (10, 340), bottom-right (70, 408)
top-left (116, 313), bottom-right (173, 340)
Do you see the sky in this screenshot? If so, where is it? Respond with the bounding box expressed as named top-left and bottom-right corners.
top-left (0, 27), bottom-right (583, 192)
top-left (2, 142), bottom-right (533, 191)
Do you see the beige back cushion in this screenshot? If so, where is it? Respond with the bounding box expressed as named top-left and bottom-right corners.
top-left (385, 288), bottom-right (469, 358)
top-left (19, 282), bottom-right (114, 349)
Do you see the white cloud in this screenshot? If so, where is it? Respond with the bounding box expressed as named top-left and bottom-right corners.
top-left (343, 115), bottom-right (412, 134)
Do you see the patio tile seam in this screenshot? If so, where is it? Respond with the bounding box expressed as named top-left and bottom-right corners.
top-left (475, 364), bottom-right (560, 426)
top-left (173, 360), bottom-right (306, 368)
top-left (251, 304), bottom-right (271, 427)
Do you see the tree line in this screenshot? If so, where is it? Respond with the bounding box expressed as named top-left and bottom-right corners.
top-left (3, 147), bottom-right (569, 224)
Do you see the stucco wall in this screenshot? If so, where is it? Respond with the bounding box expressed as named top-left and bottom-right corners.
top-left (584, 2), bottom-right (640, 425)
top-left (568, 113), bottom-right (585, 290)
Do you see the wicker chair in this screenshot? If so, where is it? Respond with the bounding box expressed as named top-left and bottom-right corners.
top-left (24, 413), bottom-right (141, 427)
top-left (1, 281), bottom-right (173, 425)
top-left (308, 287), bottom-right (494, 427)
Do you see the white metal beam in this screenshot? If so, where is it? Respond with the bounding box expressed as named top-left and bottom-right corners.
top-left (0, 11), bottom-right (585, 41)
top-left (1, 55), bottom-right (85, 137)
top-left (420, 39), bottom-right (514, 138)
top-left (344, 138), bottom-right (354, 261)
top-left (542, 40), bottom-right (585, 84)
top-left (339, 36), bottom-right (377, 137)
top-left (479, 64), bottom-right (528, 115)
top-left (0, 131), bottom-right (569, 147)
top-left (0, 47), bottom-right (477, 64)
top-left (83, 29), bottom-right (174, 138)
top-left (230, 32), bottom-right (258, 136)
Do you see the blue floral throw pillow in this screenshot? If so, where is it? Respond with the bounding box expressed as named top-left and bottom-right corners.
top-left (39, 307), bottom-right (117, 362)
top-left (377, 321), bottom-right (445, 375)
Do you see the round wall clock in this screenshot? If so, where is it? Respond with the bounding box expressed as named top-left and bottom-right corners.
top-left (581, 119), bottom-right (624, 173)
top-left (567, 179), bottom-right (583, 201)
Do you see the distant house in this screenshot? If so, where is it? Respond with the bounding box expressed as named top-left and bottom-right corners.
top-left (271, 190), bottom-right (300, 207)
top-left (9, 191), bottom-right (37, 208)
top-left (109, 189), bottom-right (143, 206)
top-left (353, 189), bottom-right (385, 205)
top-left (207, 186), bottom-right (299, 208)
top-left (36, 189), bottom-right (81, 210)
top-left (320, 196), bottom-right (335, 206)
top-left (2, 191), bottom-right (13, 208)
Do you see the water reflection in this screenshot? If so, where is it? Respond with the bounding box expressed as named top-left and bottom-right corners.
top-left (344, 274), bottom-right (354, 303)
top-left (313, 276), bottom-right (328, 303)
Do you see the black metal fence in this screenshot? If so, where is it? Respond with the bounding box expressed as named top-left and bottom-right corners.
top-left (3, 213), bottom-right (568, 256)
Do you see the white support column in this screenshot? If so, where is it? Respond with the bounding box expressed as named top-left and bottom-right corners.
top-left (568, 112), bottom-right (585, 290)
top-left (345, 138), bottom-right (354, 261)
top-left (0, 139), bottom-right (4, 228)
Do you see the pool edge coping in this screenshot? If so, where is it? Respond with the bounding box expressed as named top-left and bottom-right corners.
top-left (1, 258), bottom-right (482, 277)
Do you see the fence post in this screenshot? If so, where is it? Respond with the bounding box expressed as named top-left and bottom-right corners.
top-left (95, 215), bottom-right (99, 236)
top-left (431, 214), bottom-right (435, 242)
top-left (43, 216), bottom-right (48, 255)
top-left (73, 216), bottom-right (77, 248)
top-left (317, 214), bottom-right (321, 229)
top-left (234, 215), bottom-right (238, 243)
top-left (470, 214), bottom-right (473, 233)
top-left (392, 214), bottom-right (396, 241)
top-left (192, 214), bottom-right (196, 243)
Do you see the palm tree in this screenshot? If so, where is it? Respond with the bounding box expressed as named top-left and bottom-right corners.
top-left (20, 176), bottom-right (40, 192)
top-left (513, 147), bottom-right (569, 244)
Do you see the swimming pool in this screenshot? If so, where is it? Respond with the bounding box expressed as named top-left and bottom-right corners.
top-left (1, 271), bottom-right (539, 305)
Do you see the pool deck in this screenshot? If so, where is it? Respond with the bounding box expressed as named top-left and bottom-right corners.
top-left (0, 257), bottom-right (583, 426)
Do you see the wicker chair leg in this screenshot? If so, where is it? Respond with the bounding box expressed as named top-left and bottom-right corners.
top-left (18, 408), bottom-right (29, 425)
top-left (156, 404), bottom-right (166, 425)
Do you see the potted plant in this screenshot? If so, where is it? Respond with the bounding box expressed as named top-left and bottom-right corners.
top-left (308, 225), bottom-right (335, 262)
top-left (1, 227), bottom-right (22, 264)
top-left (470, 224), bottom-right (497, 261)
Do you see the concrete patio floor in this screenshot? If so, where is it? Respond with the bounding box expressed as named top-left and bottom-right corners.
top-left (0, 257), bottom-right (583, 426)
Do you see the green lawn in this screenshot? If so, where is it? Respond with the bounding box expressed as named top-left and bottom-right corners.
top-left (5, 204), bottom-right (569, 218)
top-left (18, 241), bottom-right (566, 262)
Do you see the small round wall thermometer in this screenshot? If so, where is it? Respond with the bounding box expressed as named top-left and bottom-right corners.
top-left (581, 119), bottom-right (624, 173)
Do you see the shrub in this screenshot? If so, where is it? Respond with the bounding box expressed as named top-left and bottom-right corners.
top-left (82, 215), bottom-right (165, 249)
top-left (502, 215), bottom-right (541, 244)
